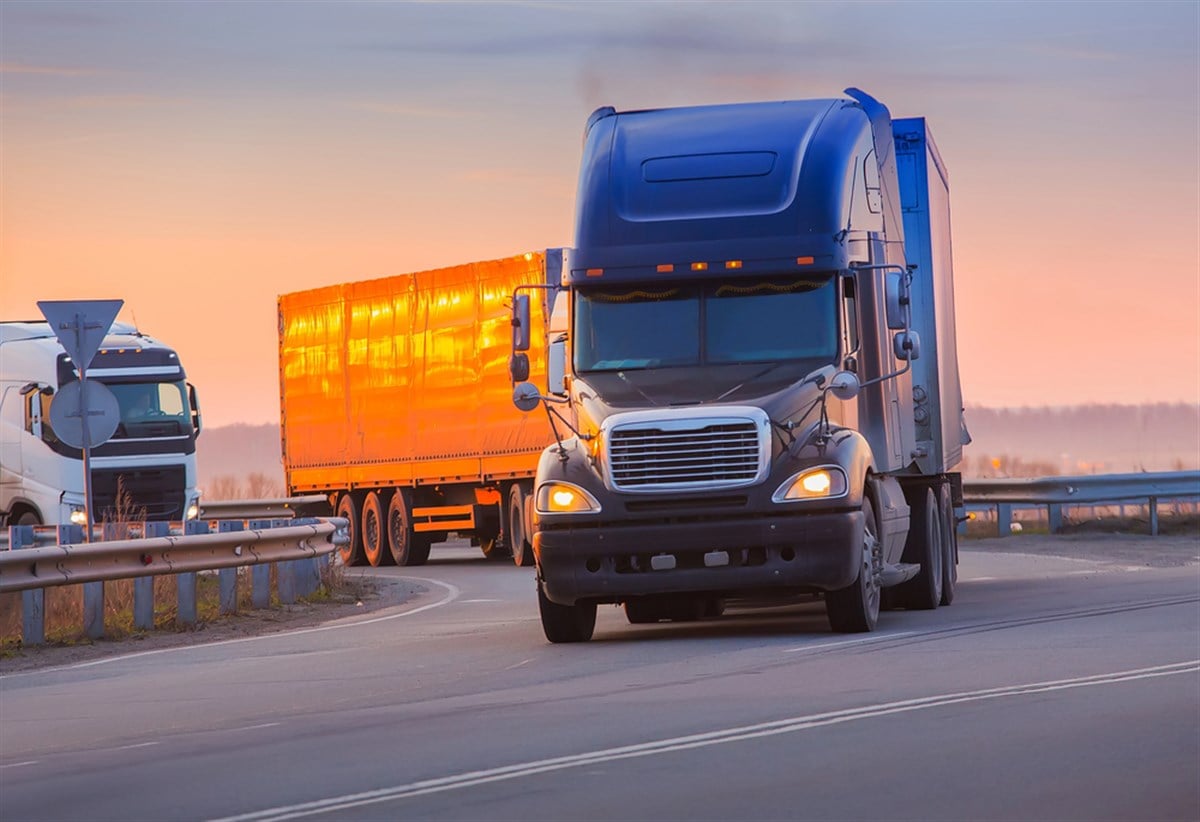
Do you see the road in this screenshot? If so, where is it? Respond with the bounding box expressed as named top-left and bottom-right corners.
top-left (1, 542), bottom-right (1197, 821)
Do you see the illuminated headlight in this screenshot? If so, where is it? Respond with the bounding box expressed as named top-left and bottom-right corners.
top-left (185, 502), bottom-right (200, 521)
top-left (772, 466), bottom-right (848, 503)
top-left (69, 508), bottom-right (88, 526)
top-left (535, 482), bottom-right (602, 515)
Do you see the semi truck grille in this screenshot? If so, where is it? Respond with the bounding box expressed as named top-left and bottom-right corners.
top-left (607, 415), bottom-right (766, 492)
top-left (91, 466), bottom-right (187, 522)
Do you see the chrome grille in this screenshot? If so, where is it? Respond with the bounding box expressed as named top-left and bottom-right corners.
top-left (608, 419), bottom-right (763, 491)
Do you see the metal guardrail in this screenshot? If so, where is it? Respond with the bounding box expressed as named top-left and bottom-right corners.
top-left (963, 471), bottom-right (1200, 536)
top-left (1, 517), bottom-right (349, 647)
top-left (197, 494), bottom-right (330, 520)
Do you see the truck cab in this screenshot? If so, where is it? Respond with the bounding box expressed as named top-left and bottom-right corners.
top-left (0, 320), bottom-right (203, 527)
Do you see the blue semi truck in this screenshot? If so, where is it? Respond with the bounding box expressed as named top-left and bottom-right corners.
top-left (510, 89), bottom-right (968, 641)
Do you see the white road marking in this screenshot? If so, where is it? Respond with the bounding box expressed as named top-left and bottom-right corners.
top-left (782, 631), bottom-right (915, 653)
top-left (0, 579), bottom-right (461, 679)
top-left (211, 660), bottom-right (1199, 822)
top-left (461, 599), bottom-right (502, 603)
top-left (504, 658), bottom-right (533, 670)
top-left (0, 760), bottom-right (39, 770)
top-left (229, 723), bottom-right (281, 732)
top-left (110, 741), bottom-right (160, 752)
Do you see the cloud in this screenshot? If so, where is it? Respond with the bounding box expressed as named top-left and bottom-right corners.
top-left (347, 101), bottom-right (466, 118)
top-left (0, 62), bottom-right (102, 77)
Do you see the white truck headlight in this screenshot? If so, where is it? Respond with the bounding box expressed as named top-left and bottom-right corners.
top-left (69, 507), bottom-right (88, 526)
top-left (772, 466), bottom-right (848, 503)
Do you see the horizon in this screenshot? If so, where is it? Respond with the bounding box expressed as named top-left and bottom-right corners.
top-left (3, 1), bottom-right (1198, 427)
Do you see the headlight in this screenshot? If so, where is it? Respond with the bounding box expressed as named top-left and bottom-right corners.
top-left (69, 508), bottom-right (88, 526)
top-left (772, 466), bottom-right (848, 503)
top-left (185, 502), bottom-right (200, 520)
top-left (535, 482), bottom-right (602, 515)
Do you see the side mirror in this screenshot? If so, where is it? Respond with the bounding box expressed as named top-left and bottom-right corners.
top-left (547, 334), bottom-right (567, 397)
top-left (512, 381), bottom-right (541, 413)
top-left (828, 370), bottom-right (860, 401)
top-left (884, 271), bottom-right (908, 330)
top-left (188, 383), bottom-right (202, 434)
top-left (509, 353), bottom-right (530, 383)
top-left (512, 294), bottom-right (531, 352)
top-left (894, 330), bottom-right (921, 361)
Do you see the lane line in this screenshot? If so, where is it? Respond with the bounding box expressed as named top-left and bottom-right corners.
top-left (110, 742), bottom-right (160, 752)
top-left (229, 723), bottom-right (281, 732)
top-left (211, 660), bottom-right (1199, 822)
top-left (505, 658), bottom-right (533, 670)
top-left (0, 760), bottom-right (39, 770)
top-left (782, 631), bottom-right (916, 654)
top-left (0, 579), bottom-right (461, 679)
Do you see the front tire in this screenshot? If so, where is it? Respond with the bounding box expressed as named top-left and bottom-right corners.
top-left (826, 493), bottom-right (881, 633)
top-left (538, 581), bottom-right (596, 643)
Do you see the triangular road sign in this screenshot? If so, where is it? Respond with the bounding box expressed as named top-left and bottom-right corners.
top-left (37, 299), bottom-right (124, 370)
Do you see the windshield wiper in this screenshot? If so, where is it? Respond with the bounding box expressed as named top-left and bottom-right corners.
top-left (712, 362), bottom-right (786, 402)
top-left (617, 370), bottom-right (661, 407)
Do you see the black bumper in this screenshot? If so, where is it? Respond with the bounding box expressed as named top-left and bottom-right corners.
top-left (534, 510), bottom-right (862, 605)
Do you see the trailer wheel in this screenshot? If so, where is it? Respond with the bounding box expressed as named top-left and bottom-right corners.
top-left (538, 581), bottom-right (596, 643)
top-left (335, 493), bottom-right (363, 566)
top-left (895, 488), bottom-right (943, 610)
top-left (361, 491), bottom-right (393, 567)
top-left (508, 483), bottom-right (534, 567)
top-left (387, 488), bottom-right (430, 566)
top-left (826, 493), bottom-right (881, 633)
top-left (939, 483), bottom-right (957, 606)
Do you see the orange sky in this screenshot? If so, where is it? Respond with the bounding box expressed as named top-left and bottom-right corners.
top-left (2, 1), bottom-right (1198, 428)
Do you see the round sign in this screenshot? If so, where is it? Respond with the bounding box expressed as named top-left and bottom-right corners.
top-left (48, 380), bottom-right (121, 449)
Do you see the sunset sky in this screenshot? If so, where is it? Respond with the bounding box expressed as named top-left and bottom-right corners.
top-left (2, 1), bottom-right (1198, 429)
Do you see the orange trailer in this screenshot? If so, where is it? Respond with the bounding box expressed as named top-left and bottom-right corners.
top-left (278, 250), bottom-right (565, 566)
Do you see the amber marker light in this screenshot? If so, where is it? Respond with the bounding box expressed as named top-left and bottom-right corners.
top-left (691, 262), bottom-right (708, 271)
top-left (796, 256), bottom-right (815, 265)
top-left (657, 264), bottom-right (674, 273)
top-left (586, 268), bottom-right (604, 277)
top-left (725, 260), bottom-right (743, 269)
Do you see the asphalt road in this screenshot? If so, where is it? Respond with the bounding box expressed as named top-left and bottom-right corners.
top-left (1, 542), bottom-right (1197, 821)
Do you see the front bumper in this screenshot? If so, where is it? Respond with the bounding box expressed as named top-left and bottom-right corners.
top-left (535, 509), bottom-right (862, 605)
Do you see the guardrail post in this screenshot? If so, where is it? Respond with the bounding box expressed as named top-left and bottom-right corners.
top-left (292, 518), bottom-right (321, 598)
top-left (996, 503), bottom-right (1013, 536)
top-left (136, 522), bottom-right (170, 630)
top-left (1047, 504), bottom-right (1063, 534)
top-left (217, 521), bottom-right (243, 614)
top-left (1149, 497), bottom-right (1159, 536)
top-left (83, 524), bottom-right (109, 640)
top-left (178, 521), bottom-right (207, 626)
top-left (249, 520), bottom-right (274, 608)
top-left (10, 526), bottom-right (44, 646)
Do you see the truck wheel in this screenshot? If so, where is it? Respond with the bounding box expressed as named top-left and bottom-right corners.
top-left (361, 491), bottom-right (393, 567)
top-left (387, 488), bottom-right (429, 566)
top-left (939, 484), bottom-right (957, 606)
top-left (335, 493), bottom-right (363, 566)
top-left (508, 483), bottom-right (534, 567)
top-left (480, 536), bottom-right (507, 561)
top-left (896, 488), bottom-right (943, 610)
top-left (15, 509), bottom-right (42, 526)
top-left (826, 494), bottom-right (881, 633)
top-left (538, 581), bottom-right (596, 643)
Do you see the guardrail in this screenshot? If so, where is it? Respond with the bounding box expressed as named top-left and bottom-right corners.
top-left (197, 494), bottom-right (331, 520)
top-left (1, 517), bottom-right (348, 647)
top-left (963, 471), bottom-right (1200, 536)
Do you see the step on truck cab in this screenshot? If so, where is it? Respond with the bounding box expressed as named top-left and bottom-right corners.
top-left (511, 89), bottom-right (969, 641)
top-left (0, 320), bottom-right (203, 527)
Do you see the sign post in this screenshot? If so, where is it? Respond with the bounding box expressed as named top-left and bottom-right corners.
top-left (37, 300), bottom-right (124, 541)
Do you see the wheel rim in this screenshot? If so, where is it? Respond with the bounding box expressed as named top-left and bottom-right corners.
top-left (362, 493), bottom-right (384, 566)
top-left (387, 493), bottom-right (411, 564)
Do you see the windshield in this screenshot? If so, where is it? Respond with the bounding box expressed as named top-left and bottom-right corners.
top-left (574, 276), bottom-right (838, 372)
top-left (106, 380), bottom-right (192, 437)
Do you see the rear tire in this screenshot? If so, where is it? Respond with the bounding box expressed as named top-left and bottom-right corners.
top-left (15, 509), bottom-right (41, 527)
top-left (335, 493), bottom-right (363, 566)
top-left (826, 493), bottom-right (881, 633)
top-left (387, 488), bottom-right (431, 566)
top-left (896, 488), bottom-right (943, 610)
top-left (939, 483), bottom-right (957, 606)
top-left (508, 483), bottom-right (534, 567)
top-left (538, 581), bottom-right (596, 643)
top-left (361, 491), bottom-right (393, 567)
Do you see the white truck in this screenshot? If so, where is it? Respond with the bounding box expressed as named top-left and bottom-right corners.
top-left (0, 320), bottom-right (203, 527)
